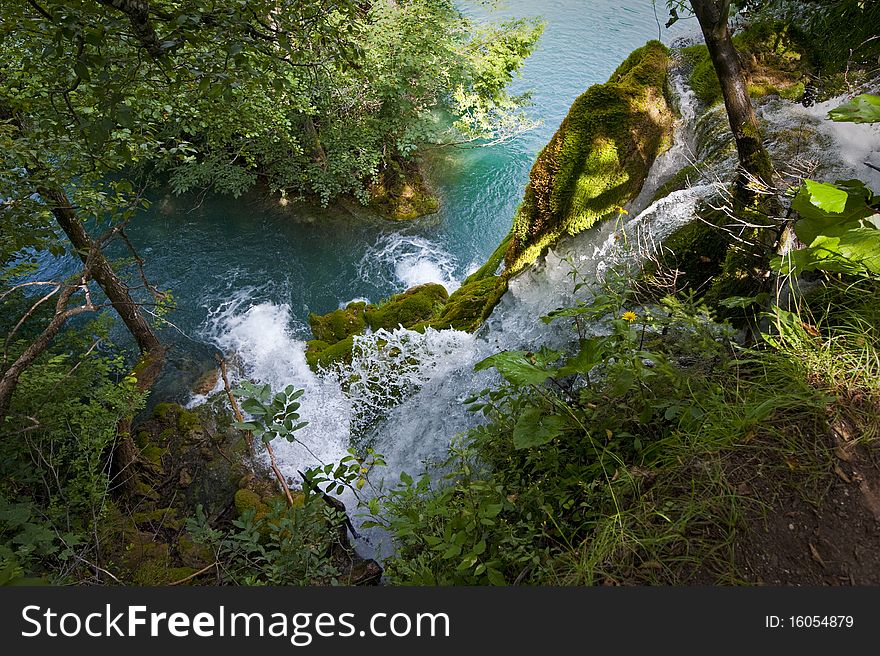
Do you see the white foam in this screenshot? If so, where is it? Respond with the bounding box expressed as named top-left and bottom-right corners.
top-left (201, 292), bottom-right (352, 476)
top-left (760, 93), bottom-right (880, 190)
top-left (358, 233), bottom-right (461, 293)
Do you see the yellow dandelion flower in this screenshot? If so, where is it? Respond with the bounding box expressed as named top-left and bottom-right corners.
top-left (622, 311), bottom-right (638, 322)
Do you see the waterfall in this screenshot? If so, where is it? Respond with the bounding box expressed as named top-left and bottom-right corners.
top-left (193, 76), bottom-right (880, 559)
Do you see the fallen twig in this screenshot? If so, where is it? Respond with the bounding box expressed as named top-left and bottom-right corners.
top-left (168, 561), bottom-right (217, 586)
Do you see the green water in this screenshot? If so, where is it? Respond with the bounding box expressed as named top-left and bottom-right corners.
top-left (104, 1), bottom-right (688, 397)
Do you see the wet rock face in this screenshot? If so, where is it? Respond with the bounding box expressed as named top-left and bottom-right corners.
top-left (98, 403), bottom-right (248, 584)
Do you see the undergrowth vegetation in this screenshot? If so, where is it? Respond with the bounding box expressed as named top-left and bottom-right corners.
top-left (367, 262), bottom-right (879, 584)
top-left (0, 319), bottom-right (144, 583)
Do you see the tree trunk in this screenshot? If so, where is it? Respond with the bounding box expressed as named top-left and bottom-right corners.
top-left (43, 188), bottom-right (165, 496)
top-left (96, 0), bottom-right (164, 58)
top-left (301, 114), bottom-right (328, 168)
top-left (689, 0), bottom-right (774, 198)
top-left (0, 284), bottom-right (92, 420)
top-left (44, 188), bottom-right (164, 355)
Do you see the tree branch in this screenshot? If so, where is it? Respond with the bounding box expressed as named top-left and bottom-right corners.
top-left (95, 0), bottom-right (165, 58)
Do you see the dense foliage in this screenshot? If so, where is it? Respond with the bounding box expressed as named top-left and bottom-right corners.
top-left (0, 319), bottom-right (144, 582)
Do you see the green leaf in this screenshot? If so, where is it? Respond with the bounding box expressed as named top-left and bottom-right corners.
top-left (719, 294), bottom-right (768, 309)
top-left (73, 59), bottom-right (90, 82)
top-left (442, 544), bottom-right (461, 559)
top-left (557, 337), bottom-right (606, 377)
top-left (609, 368), bottom-right (636, 396)
top-left (828, 94), bottom-right (880, 124)
top-left (791, 180), bottom-right (876, 245)
top-left (240, 399), bottom-right (267, 415)
top-left (512, 407), bottom-right (567, 449)
top-left (803, 180), bottom-right (848, 214)
top-left (486, 568), bottom-right (506, 586)
top-left (474, 351), bottom-right (557, 387)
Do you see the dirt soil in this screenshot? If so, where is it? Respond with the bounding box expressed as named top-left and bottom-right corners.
top-left (731, 427), bottom-right (880, 585)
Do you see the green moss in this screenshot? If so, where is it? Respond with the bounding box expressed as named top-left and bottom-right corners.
top-left (176, 408), bottom-right (201, 434)
top-left (152, 402), bottom-right (179, 420)
top-left (308, 302), bottom-right (367, 345)
top-left (135, 430), bottom-right (150, 448)
top-left (682, 45), bottom-right (722, 106)
top-left (643, 206), bottom-right (732, 295)
top-left (177, 533), bottom-right (213, 569)
top-left (465, 231), bottom-right (512, 284)
top-left (305, 339), bottom-right (330, 369)
top-left (704, 235), bottom-right (769, 318)
top-left (426, 276), bottom-right (508, 332)
top-left (307, 335), bottom-right (355, 370)
top-left (365, 283), bottom-right (449, 332)
top-left (141, 444), bottom-right (167, 467)
top-left (267, 491), bottom-right (306, 508)
top-left (132, 507), bottom-right (182, 530)
top-left (506, 40), bottom-right (674, 273)
top-left (234, 488), bottom-right (270, 521)
top-left (369, 158), bottom-right (440, 221)
top-left (683, 22), bottom-right (809, 108)
top-left (133, 562), bottom-right (196, 586)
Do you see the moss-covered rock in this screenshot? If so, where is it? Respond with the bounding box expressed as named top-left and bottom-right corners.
top-left (682, 21), bottom-right (810, 109)
top-left (650, 164), bottom-right (701, 204)
top-left (308, 301), bottom-right (367, 345)
top-left (466, 231), bottom-right (513, 283)
top-left (306, 335), bottom-right (355, 370)
top-left (365, 283), bottom-right (449, 332)
top-left (369, 157), bottom-right (440, 221)
top-left (234, 488), bottom-right (270, 521)
top-left (681, 44), bottom-right (722, 107)
top-left (505, 40), bottom-right (674, 273)
top-left (426, 276), bottom-right (508, 332)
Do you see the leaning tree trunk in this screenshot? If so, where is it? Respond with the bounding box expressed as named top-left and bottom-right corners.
top-left (44, 188), bottom-right (166, 496)
top-left (689, 0), bottom-right (774, 200)
top-left (44, 188), bottom-right (164, 354)
top-left (688, 0), bottom-right (785, 343)
top-left (96, 0), bottom-right (164, 58)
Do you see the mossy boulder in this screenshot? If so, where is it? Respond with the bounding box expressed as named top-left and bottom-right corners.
top-left (308, 301), bottom-right (366, 345)
top-left (365, 283), bottom-right (449, 332)
top-left (369, 157), bottom-right (440, 221)
top-left (505, 40), bottom-right (674, 273)
top-left (306, 335), bottom-right (355, 370)
top-left (234, 488), bottom-right (271, 521)
top-left (426, 276), bottom-right (508, 332)
top-left (682, 21), bottom-right (809, 108)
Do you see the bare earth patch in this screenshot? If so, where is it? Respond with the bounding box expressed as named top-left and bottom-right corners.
top-left (732, 438), bottom-right (880, 585)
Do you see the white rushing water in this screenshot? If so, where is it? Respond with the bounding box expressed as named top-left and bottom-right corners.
top-left (358, 233), bottom-right (462, 295)
top-left (193, 78), bottom-right (880, 558)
